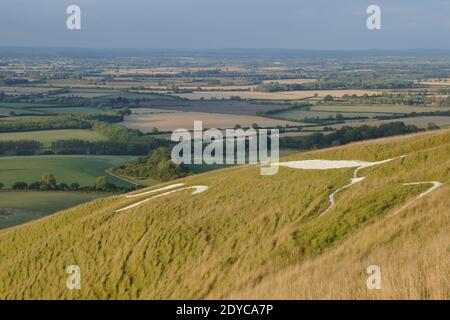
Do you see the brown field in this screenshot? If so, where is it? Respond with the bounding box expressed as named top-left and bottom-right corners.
top-left (122, 111), bottom-right (301, 131)
top-left (172, 90), bottom-right (382, 100)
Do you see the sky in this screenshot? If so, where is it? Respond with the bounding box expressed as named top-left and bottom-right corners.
top-left (1, 0), bottom-right (450, 50)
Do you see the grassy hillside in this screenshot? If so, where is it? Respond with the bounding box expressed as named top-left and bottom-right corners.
top-left (0, 130), bottom-right (448, 299)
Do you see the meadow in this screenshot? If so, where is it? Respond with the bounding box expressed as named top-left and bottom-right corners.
top-left (0, 129), bottom-right (448, 299)
top-left (0, 191), bottom-right (107, 229)
top-left (0, 129), bottom-right (107, 147)
top-left (0, 155), bottom-right (136, 188)
top-left (0, 102), bottom-right (108, 116)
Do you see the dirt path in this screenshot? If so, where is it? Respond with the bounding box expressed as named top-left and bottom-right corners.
top-left (105, 169), bottom-right (140, 186)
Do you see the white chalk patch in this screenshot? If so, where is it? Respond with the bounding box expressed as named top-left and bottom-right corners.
top-left (393, 181), bottom-right (444, 215)
top-left (125, 183), bottom-right (185, 198)
top-left (274, 155), bottom-right (407, 216)
top-left (117, 185), bottom-right (208, 212)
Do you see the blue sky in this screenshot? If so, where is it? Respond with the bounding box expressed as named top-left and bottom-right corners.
top-left (1, 0), bottom-right (450, 49)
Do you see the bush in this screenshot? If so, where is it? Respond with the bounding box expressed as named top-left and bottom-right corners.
top-left (427, 122), bottom-right (440, 130)
top-left (29, 182), bottom-right (42, 190)
top-left (12, 182), bottom-right (28, 190)
top-left (95, 176), bottom-right (108, 191)
top-left (70, 183), bottom-right (80, 191)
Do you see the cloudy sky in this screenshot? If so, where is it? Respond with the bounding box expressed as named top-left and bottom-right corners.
top-left (1, 0), bottom-right (450, 49)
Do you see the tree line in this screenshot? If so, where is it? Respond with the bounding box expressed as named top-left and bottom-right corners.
top-left (0, 113), bottom-right (124, 133)
top-left (280, 122), bottom-right (423, 150)
top-left (257, 79), bottom-right (418, 92)
top-left (0, 173), bottom-right (133, 193)
top-left (0, 140), bottom-right (43, 156)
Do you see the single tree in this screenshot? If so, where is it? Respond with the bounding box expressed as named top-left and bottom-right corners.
top-left (95, 176), bottom-right (108, 191)
top-left (41, 173), bottom-right (57, 187)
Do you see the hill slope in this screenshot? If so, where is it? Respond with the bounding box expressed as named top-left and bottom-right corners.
top-left (0, 130), bottom-right (449, 299)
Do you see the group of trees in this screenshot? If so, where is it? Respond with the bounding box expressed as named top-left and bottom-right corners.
top-left (318, 92), bottom-right (427, 106)
top-left (257, 102), bottom-right (313, 116)
top-left (112, 147), bottom-right (191, 182)
top-left (280, 122), bottom-right (423, 150)
top-left (0, 140), bottom-right (43, 156)
top-left (0, 113), bottom-right (124, 133)
top-left (51, 140), bottom-right (149, 156)
top-left (91, 122), bottom-right (172, 155)
top-left (3, 173), bottom-right (131, 193)
top-left (257, 79), bottom-right (417, 93)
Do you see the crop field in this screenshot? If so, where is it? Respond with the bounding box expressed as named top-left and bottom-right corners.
top-left (171, 89), bottom-right (382, 100)
top-left (133, 100), bottom-right (291, 116)
top-left (123, 111), bottom-right (301, 132)
top-left (0, 102), bottom-right (107, 116)
top-left (0, 129), bottom-right (107, 147)
top-left (0, 191), bottom-right (108, 229)
top-left (0, 86), bottom-right (56, 95)
top-left (0, 155), bottom-right (136, 188)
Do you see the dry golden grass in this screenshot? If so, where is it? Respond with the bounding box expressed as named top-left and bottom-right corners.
top-left (0, 129), bottom-right (448, 300)
top-left (228, 186), bottom-right (450, 299)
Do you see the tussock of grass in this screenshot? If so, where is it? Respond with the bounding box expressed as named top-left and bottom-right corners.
top-left (0, 130), bottom-right (448, 299)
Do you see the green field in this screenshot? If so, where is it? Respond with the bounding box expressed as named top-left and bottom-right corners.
top-left (0, 155), bottom-right (136, 188)
top-left (0, 102), bottom-right (107, 116)
top-left (0, 129), bottom-right (107, 147)
top-left (0, 191), bottom-right (108, 229)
